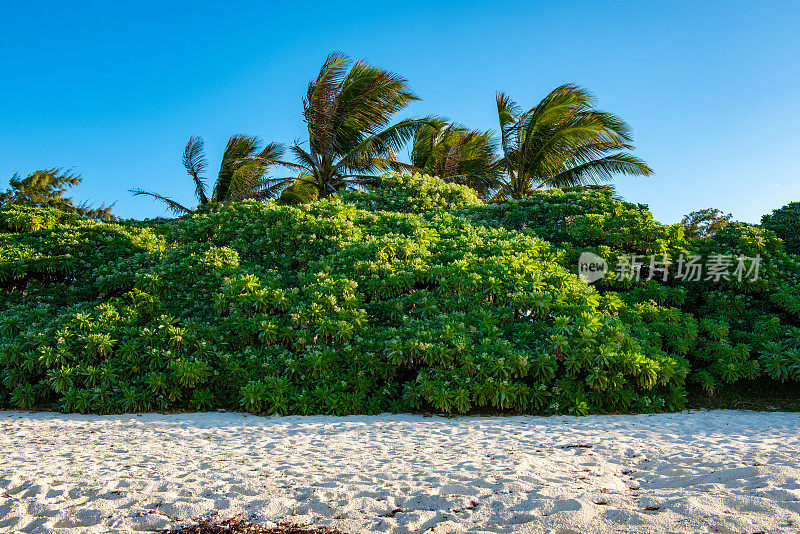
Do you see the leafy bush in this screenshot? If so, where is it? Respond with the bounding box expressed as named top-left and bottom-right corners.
top-left (457, 187), bottom-right (800, 394)
top-left (762, 201), bottom-right (800, 254)
top-left (0, 205), bottom-right (80, 233)
top-left (341, 172), bottom-right (482, 213)
top-left (1, 176), bottom-right (797, 415)
top-left (0, 193), bottom-right (687, 415)
top-left (457, 187), bottom-right (687, 255)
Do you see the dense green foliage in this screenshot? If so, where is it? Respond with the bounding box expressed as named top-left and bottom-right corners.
top-left (762, 201), bottom-right (800, 254)
top-left (341, 173), bottom-right (481, 214)
top-left (1, 174), bottom-right (798, 415)
top-left (458, 188), bottom-right (800, 394)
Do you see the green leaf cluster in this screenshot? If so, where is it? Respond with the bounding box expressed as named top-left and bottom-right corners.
top-left (1, 174), bottom-right (797, 414)
top-left (762, 201), bottom-right (800, 254)
top-left (0, 176), bottom-right (691, 415)
top-left (458, 185), bottom-right (800, 394)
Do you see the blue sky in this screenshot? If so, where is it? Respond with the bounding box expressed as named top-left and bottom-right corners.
top-left (1, 1), bottom-right (798, 223)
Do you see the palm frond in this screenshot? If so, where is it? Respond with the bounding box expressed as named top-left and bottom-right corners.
top-left (234, 142), bottom-right (305, 173)
top-left (289, 144), bottom-right (319, 176)
top-left (335, 118), bottom-right (430, 175)
top-left (545, 153), bottom-right (653, 188)
top-left (277, 174), bottom-right (319, 205)
top-left (226, 162), bottom-right (266, 201)
top-left (294, 52), bottom-right (423, 197)
top-left (3, 168), bottom-right (115, 219)
top-left (331, 59), bottom-right (419, 154)
top-left (237, 176), bottom-right (294, 201)
top-left (305, 52), bottom-right (350, 155)
top-left (496, 92), bottom-right (520, 131)
top-left (129, 189), bottom-right (192, 215)
top-left (182, 136), bottom-right (209, 204)
top-left (496, 92), bottom-right (520, 185)
top-left (409, 117), bottom-right (449, 169)
top-left (214, 134), bottom-right (262, 201)
top-left (255, 141), bottom-right (286, 163)
top-left (363, 158), bottom-right (418, 173)
top-left (410, 118), bottom-right (502, 197)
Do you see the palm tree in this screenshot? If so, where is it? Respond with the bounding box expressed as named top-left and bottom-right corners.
top-left (410, 119), bottom-right (502, 198)
top-left (130, 135), bottom-right (285, 214)
top-left (493, 84), bottom-right (652, 200)
top-left (285, 52), bottom-right (430, 198)
top-left (0, 168), bottom-right (114, 219)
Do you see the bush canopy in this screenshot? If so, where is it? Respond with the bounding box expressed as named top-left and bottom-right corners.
top-left (1, 173), bottom-right (798, 415)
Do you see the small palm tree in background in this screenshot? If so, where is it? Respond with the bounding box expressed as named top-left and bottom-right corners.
top-left (130, 135), bottom-right (285, 214)
top-left (0, 168), bottom-right (114, 219)
top-left (410, 119), bottom-right (502, 199)
top-left (286, 52), bottom-right (430, 198)
top-left (494, 84), bottom-right (652, 200)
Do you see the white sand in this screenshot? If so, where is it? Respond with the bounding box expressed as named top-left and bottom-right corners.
top-left (0, 410), bottom-right (798, 534)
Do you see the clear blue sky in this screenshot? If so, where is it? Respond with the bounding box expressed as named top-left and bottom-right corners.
top-left (2, 1), bottom-right (799, 223)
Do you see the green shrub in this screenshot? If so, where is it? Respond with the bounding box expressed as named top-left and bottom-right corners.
top-left (0, 196), bottom-right (687, 415)
top-left (1, 175), bottom-right (797, 415)
top-left (0, 205), bottom-right (80, 233)
top-left (762, 201), bottom-right (800, 254)
top-left (341, 172), bottom-right (481, 213)
top-left (457, 187), bottom-right (687, 254)
top-left (457, 187), bottom-right (800, 394)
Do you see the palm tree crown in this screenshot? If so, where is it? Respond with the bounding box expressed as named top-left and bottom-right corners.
top-left (130, 135), bottom-right (285, 214)
top-left (287, 52), bottom-right (429, 198)
top-left (410, 119), bottom-right (501, 199)
top-left (494, 84), bottom-right (652, 200)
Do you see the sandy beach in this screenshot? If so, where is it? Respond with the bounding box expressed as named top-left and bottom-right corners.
top-left (1, 410), bottom-right (798, 533)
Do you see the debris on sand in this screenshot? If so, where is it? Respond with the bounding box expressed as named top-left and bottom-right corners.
top-left (159, 519), bottom-right (349, 534)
